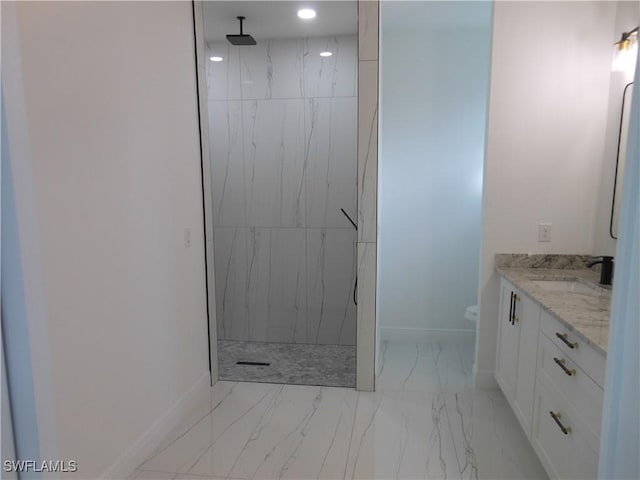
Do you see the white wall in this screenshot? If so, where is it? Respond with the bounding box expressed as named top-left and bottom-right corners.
top-left (2, 112), bottom-right (45, 474)
top-left (206, 36), bottom-right (358, 345)
top-left (378, 3), bottom-right (491, 337)
top-left (3, 2), bottom-right (209, 477)
top-left (593, 1), bottom-right (640, 256)
top-left (476, 1), bottom-right (616, 384)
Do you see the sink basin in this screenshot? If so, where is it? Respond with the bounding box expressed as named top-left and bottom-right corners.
top-left (532, 280), bottom-right (601, 294)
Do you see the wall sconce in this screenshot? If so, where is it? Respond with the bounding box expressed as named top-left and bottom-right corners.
top-left (612, 26), bottom-right (638, 73)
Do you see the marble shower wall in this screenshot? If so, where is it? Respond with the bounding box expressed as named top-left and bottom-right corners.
top-left (206, 36), bottom-right (358, 345)
top-left (357, 0), bottom-right (379, 391)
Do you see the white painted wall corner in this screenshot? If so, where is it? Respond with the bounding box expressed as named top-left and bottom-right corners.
top-left (99, 372), bottom-right (211, 480)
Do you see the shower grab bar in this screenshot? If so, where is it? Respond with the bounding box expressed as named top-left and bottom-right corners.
top-left (340, 208), bottom-right (358, 305)
top-left (340, 208), bottom-right (358, 230)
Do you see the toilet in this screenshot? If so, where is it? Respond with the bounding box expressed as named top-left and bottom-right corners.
top-left (465, 305), bottom-right (478, 326)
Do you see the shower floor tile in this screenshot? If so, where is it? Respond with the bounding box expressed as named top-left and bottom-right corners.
top-left (217, 340), bottom-right (356, 388)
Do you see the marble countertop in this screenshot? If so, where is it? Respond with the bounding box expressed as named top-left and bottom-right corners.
top-left (495, 263), bottom-right (611, 356)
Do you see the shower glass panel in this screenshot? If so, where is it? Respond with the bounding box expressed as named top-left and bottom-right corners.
top-left (378, 1), bottom-right (492, 350)
top-left (203, 1), bottom-right (358, 387)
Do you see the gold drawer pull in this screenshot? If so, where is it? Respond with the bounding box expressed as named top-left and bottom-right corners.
top-left (550, 411), bottom-right (572, 435)
top-left (556, 332), bottom-right (578, 349)
top-left (553, 357), bottom-right (576, 376)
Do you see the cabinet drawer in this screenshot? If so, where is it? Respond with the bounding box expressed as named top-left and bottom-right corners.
top-left (532, 377), bottom-right (599, 480)
top-left (540, 310), bottom-right (606, 387)
top-left (538, 333), bottom-right (603, 442)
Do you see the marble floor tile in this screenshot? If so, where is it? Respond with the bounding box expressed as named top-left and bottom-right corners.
top-left (345, 389), bottom-right (547, 480)
top-left (132, 471), bottom-right (176, 479)
top-left (172, 475), bottom-right (235, 480)
top-left (135, 342), bottom-right (547, 480)
top-left (193, 385), bottom-right (357, 480)
top-left (470, 392), bottom-right (549, 480)
top-left (345, 390), bottom-right (465, 479)
top-left (134, 473), bottom-right (237, 480)
top-left (376, 341), bottom-right (474, 392)
top-left (139, 382), bottom-right (281, 475)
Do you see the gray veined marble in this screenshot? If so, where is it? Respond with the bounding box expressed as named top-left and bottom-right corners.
top-left (135, 341), bottom-right (548, 480)
top-left (307, 229), bottom-right (357, 345)
top-left (376, 341), bottom-right (475, 392)
top-left (496, 261), bottom-right (611, 354)
top-left (303, 36), bottom-right (358, 98)
top-left (213, 227), bottom-right (248, 341)
top-left (356, 242), bottom-right (376, 391)
top-left (247, 228), bottom-right (307, 343)
top-left (243, 99), bottom-right (306, 229)
top-left (357, 60), bottom-right (379, 243)
top-left (207, 34), bottom-right (358, 347)
top-left (208, 100), bottom-right (245, 228)
top-left (240, 39), bottom-right (304, 100)
top-left (354, 0), bottom-right (379, 393)
top-left (358, 1), bottom-right (379, 61)
top-left (305, 97), bottom-right (358, 229)
top-left (495, 253), bottom-right (594, 269)
top-left (206, 42), bottom-right (242, 101)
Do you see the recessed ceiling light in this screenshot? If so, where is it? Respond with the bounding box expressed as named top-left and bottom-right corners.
top-left (297, 8), bottom-right (316, 19)
top-left (209, 56), bottom-right (223, 62)
top-left (320, 51), bottom-right (333, 57)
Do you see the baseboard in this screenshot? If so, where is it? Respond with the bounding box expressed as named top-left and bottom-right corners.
top-left (380, 327), bottom-right (476, 343)
top-left (473, 366), bottom-right (499, 390)
top-left (100, 371), bottom-right (211, 479)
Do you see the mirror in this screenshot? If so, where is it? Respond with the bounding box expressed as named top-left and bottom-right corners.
top-left (610, 82), bottom-right (633, 239)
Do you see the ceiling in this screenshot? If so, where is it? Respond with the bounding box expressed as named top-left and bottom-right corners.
top-left (202, 1), bottom-right (358, 43)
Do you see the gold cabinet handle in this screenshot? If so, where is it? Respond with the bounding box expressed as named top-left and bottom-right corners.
top-left (549, 411), bottom-right (572, 435)
top-left (555, 332), bottom-right (578, 349)
top-left (553, 357), bottom-right (576, 376)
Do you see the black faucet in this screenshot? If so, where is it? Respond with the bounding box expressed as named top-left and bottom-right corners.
top-left (586, 256), bottom-right (614, 285)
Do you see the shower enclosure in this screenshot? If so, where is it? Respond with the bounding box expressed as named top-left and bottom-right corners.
top-left (202, 1), bottom-right (358, 387)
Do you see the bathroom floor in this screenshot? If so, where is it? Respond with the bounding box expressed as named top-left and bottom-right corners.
top-left (133, 340), bottom-right (548, 480)
top-left (217, 340), bottom-right (356, 388)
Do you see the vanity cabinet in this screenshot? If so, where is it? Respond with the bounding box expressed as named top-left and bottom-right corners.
top-left (531, 310), bottom-right (605, 479)
top-left (495, 278), bottom-right (607, 480)
top-left (495, 279), bottom-right (541, 435)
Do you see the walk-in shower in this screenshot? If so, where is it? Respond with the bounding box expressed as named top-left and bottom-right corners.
top-left (202, 1), bottom-right (358, 387)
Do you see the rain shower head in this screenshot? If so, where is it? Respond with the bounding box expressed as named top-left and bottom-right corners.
top-left (227, 16), bottom-right (257, 46)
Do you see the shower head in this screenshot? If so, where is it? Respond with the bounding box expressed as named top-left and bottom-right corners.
top-left (227, 16), bottom-right (257, 46)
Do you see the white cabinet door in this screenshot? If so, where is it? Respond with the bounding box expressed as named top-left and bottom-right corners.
top-left (495, 279), bottom-right (521, 401)
top-left (532, 377), bottom-right (599, 479)
top-left (512, 293), bottom-right (541, 436)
